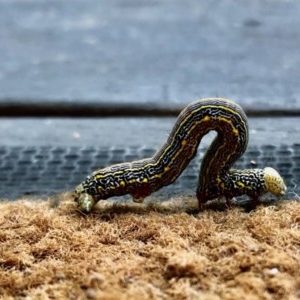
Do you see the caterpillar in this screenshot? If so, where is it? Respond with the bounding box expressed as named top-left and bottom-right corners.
top-left (74, 98), bottom-right (286, 213)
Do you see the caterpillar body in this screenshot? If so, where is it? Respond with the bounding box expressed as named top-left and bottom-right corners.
top-left (74, 98), bottom-right (286, 213)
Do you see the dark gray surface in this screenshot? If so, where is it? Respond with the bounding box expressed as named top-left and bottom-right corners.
top-left (0, 117), bottom-right (299, 147)
top-left (1, 0), bottom-right (300, 108)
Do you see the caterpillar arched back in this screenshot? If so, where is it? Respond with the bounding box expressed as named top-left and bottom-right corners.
top-left (74, 98), bottom-right (286, 213)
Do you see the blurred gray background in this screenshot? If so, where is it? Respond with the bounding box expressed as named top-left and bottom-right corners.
top-left (1, 0), bottom-right (300, 107)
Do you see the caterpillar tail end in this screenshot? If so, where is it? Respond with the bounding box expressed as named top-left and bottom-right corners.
top-left (73, 183), bottom-right (96, 213)
top-left (263, 167), bottom-right (287, 197)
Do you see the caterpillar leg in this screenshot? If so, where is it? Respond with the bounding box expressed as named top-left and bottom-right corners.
top-left (225, 197), bottom-right (233, 209)
top-left (132, 197), bottom-right (145, 203)
top-left (131, 187), bottom-right (151, 204)
top-left (198, 193), bottom-right (236, 210)
top-left (198, 201), bottom-right (204, 211)
top-left (74, 183), bottom-right (96, 213)
top-left (251, 195), bottom-right (261, 206)
top-left (196, 192), bottom-right (207, 211)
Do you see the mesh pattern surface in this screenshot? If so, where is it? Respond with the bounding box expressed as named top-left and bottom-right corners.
top-left (0, 144), bottom-right (299, 200)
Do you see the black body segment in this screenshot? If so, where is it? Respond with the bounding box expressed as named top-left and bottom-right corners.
top-left (75, 98), bottom-right (286, 211)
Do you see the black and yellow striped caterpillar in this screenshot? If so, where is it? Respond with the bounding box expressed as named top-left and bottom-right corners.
top-left (74, 98), bottom-right (286, 213)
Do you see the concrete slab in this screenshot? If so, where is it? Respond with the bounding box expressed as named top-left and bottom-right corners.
top-left (0, 117), bottom-right (298, 148)
top-left (0, 0), bottom-right (300, 108)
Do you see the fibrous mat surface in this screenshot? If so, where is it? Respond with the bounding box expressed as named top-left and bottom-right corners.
top-left (0, 196), bottom-right (300, 299)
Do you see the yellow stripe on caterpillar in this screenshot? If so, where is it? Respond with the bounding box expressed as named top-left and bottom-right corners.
top-left (74, 98), bottom-right (286, 213)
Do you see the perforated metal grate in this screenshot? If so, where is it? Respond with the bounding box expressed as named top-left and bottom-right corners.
top-left (0, 144), bottom-right (299, 200)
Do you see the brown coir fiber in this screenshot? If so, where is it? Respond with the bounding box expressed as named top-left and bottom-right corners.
top-left (0, 195), bottom-right (300, 299)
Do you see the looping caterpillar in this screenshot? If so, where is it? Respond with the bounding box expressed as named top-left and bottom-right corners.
top-left (74, 98), bottom-right (286, 213)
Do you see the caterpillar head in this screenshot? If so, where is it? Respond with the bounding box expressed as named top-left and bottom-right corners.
top-left (73, 183), bottom-right (95, 213)
top-left (263, 167), bottom-right (287, 197)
